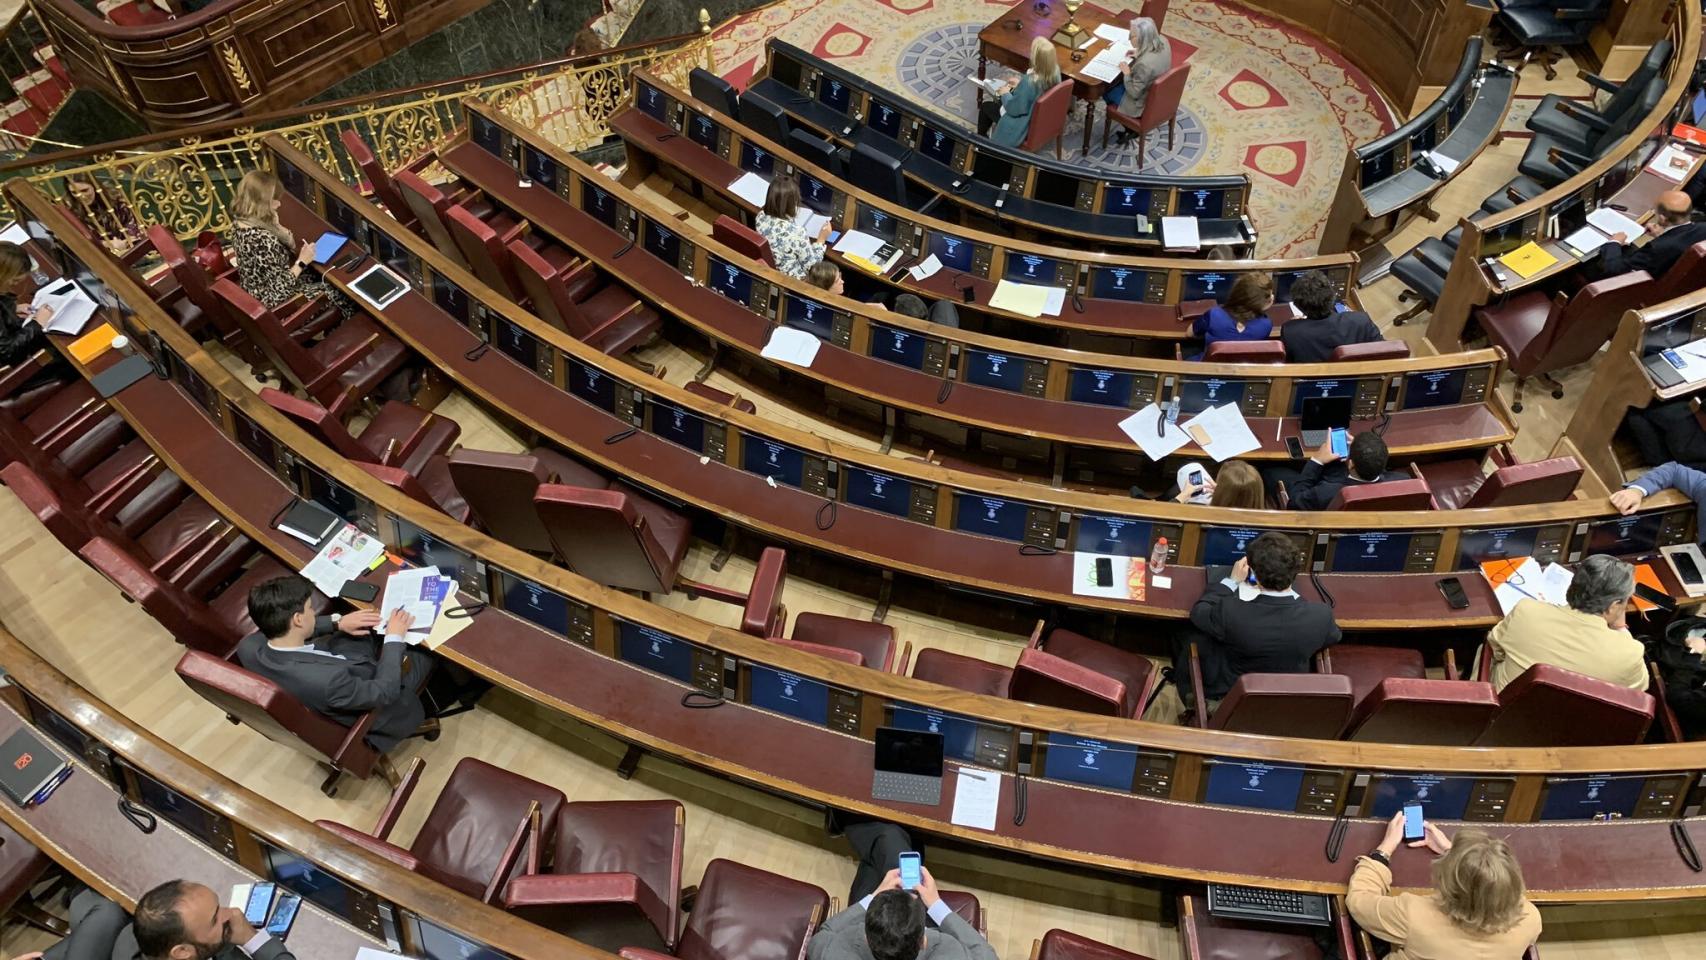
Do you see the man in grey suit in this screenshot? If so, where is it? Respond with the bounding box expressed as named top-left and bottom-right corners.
top-left (236, 575), bottom-right (429, 752)
top-left (807, 866), bottom-right (996, 960)
top-left (38, 880), bottom-right (294, 960)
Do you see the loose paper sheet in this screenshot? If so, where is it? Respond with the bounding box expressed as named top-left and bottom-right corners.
top-left (950, 768), bottom-right (1000, 831)
top-left (1182, 403), bottom-right (1260, 462)
top-left (1081, 48), bottom-right (1125, 83)
top-left (1646, 143), bottom-right (1696, 182)
top-left (832, 230), bottom-right (884, 259)
top-left (1117, 403), bottom-right (1190, 460)
top-left (989, 279), bottom-right (1061, 318)
top-left (908, 254), bottom-right (943, 281)
top-left (729, 171), bottom-right (770, 207)
top-left (1587, 207), bottom-right (1644, 239)
top-left (300, 525), bottom-right (386, 596)
top-left (793, 207), bottom-right (831, 236)
top-left (1160, 216), bottom-right (1200, 251)
top-left (1562, 226), bottom-right (1613, 256)
top-left (760, 325), bottom-right (821, 367)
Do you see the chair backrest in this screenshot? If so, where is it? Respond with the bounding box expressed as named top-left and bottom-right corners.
top-left (689, 67), bottom-right (741, 118)
top-left (787, 127), bottom-right (842, 179)
top-left (1038, 927), bottom-right (1152, 960)
top-left (1599, 38), bottom-right (1671, 120)
top-left (339, 129), bottom-right (416, 228)
top-left (1649, 661), bottom-right (1686, 743)
top-left (1009, 647), bottom-right (1131, 718)
top-left (1202, 340), bottom-right (1286, 363)
top-left (1342, 678), bottom-right (1500, 745)
top-left (148, 224), bottom-right (224, 323)
top-left (737, 91), bottom-right (791, 143)
top-left (393, 170), bottom-right (467, 265)
top-left (711, 215), bottom-right (775, 268)
top-left (80, 538), bottom-right (237, 656)
top-left (1139, 63), bottom-right (1190, 128)
top-left (175, 650), bottom-right (378, 779)
top-left (353, 461), bottom-right (440, 513)
top-left (258, 387), bottom-right (369, 462)
top-left (210, 279), bottom-right (323, 396)
top-left (1209, 673), bottom-right (1355, 739)
top-left (413, 757), bottom-right (567, 900)
top-left (743, 546), bottom-right (788, 637)
top-left (1139, 0), bottom-right (1168, 30)
top-left (677, 858), bottom-right (828, 960)
top-left (507, 238), bottom-right (586, 335)
top-left (447, 449), bottom-right (555, 552)
top-left (849, 141), bottom-right (906, 205)
top-left (911, 648), bottom-right (1013, 698)
top-left (446, 204), bottom-right (523, 300)
top-left (1021, 80), bottom-right (1075, 151)
top-left (768, 637), bottom-right (866, 665)
top-left (1462, 455), bottom-right (1583, 508)
top-left (1477, 664), bottom-right (1654, 746)
top-left (1328, 478), bottom-right (1436, 511)
top-left (1328, 340), bottom-right (1409, 361)
top-left (1646, 239), bottom-right (1706, 306)
top-left (1524, 270), bottom-right (1652, 375)
top-left (534, 484), bottom-right (679, 593)
top-left (542, 799), bottom-right (685, 950)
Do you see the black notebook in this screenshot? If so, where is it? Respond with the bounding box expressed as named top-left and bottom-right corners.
top-left (275, 498), bottom-right (340, 546)
top-left (0, 728), bottom-right (70, 806)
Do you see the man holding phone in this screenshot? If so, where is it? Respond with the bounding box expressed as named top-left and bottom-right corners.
top-left (1283, 430), bottom-right (1407, 511)
top-left (808, 864), bottom-right (995, 960)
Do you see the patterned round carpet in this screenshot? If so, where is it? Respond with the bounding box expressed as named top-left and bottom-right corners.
top-left (712, 0), bottom-right (1397, 256)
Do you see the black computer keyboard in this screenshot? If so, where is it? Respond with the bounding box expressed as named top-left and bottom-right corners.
top-left (1206, 883), bottom-right (1333, 927)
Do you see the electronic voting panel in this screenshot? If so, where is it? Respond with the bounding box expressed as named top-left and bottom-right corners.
top-left (615, 617), bottom-right (726, 696)
top-left (742, 435), bottom-right (834, 496)
top-left (1199, 758), bottom-right (1346, 814)
top-left (741, 662), bottom-right (862, 734)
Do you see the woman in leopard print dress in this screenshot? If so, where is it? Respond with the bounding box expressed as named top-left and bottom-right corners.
top-left (227, 170), bottom-right (355, 320)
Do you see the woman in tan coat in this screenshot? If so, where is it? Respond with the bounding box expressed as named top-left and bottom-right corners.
top-left (1346, 812), bottom-right (1541, 960)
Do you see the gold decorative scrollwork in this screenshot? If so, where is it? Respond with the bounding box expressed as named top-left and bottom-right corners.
top-left (220, 42), bottom-right (253, 96)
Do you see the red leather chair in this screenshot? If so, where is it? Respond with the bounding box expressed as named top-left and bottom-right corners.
top-left (340, 129), bottom-right (421, 229)
top-left (1342, 678), bottom-right (1501, 745)
top-left (0, 821), bottom-right (63, 938)
top-left (770, 637), bottom-right (866, 664)
top-left (0, 425), bottom-right (186, 550)
top-left (534, 483), bottom-right (692, 595)
top-left (1414, 448), bottom-right (1582, 510)
top-left (1036, 928), bottom-right (1157, 960)
top-left (938, 891), bottom-right (982, 936)
top-left (507, 239), bottom-right (660, 360)
top-left (212, 279), bottom-right (407, 407)
top-left (617, 858), bottom-right (829, 960)
top-left (1205, 674), bottom-right (1355, 739)
top-left (1328, 478), bottom-right (1436, 511)
top-left (260, 388), bottom-right (459, 479)
top-left (1472, 270), bottom-right (1650, 412)
top-left (395, 169), bottom-right (476, 266)
top-left (1103, 63), bottom-right (1190, 169)
top-left (1642, 238), bottom-right (1706, 307)
top-left (1022, 80), bottom-right (1075, 159)
top-left (910, 648), bottom-right (1013, 697)
top-left (1200, 340), bottom-right (1285, 363)
top-left (1179, 893), bottom-right (1353, 960)
top-left (0, 352), bottom-right (71, 418)
top-left (1315, 643), bottom-right (1426, 708)
top-left (317, 757), bottom-right (565, 902)
top-left (446, 203), bottom-right (537, 301)
top-left (504, 799), bottom-right (685, 952)
top-left (355, 461), bottom-right (470, 524)
top-left (448, 447), bottom-right (606, 553)
top-left (0, 378), bottom-right (130, 476)
top-left (1329, 341), bottom-right (1410, 361)
top-left (786, 613), bottom-right (899, 672)
top-left (1009, 624), bottom-right (1156, 719)
top-left (1139, 0), bottom-right (1168, 30)
top-left (711, 216), bottom-right (775, 268)
top-left (1477, 664), bottom-right (1654, 746)
top-left (147, 225), bottom-right (235, 344)
top-left (176, 650), bottom-right (388, 796)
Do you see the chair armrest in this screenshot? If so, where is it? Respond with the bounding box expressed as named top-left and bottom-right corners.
top-left (304, 333), bottom-right (379, 399)
top-left (893, 640), bottom-right (912, 675)
top-left (380, 412), bottom-right (446, 469)
top-left (1314, 648), bottom-right (1332, 673)
top-left (1580, 70), bottom-right (1619, 95)
top-left (149, 518), bottom-right (224, 582)
top-left (482, 802), bottom-right (539, 905)
top-left (1331, 896), bottom-right (1358, 960)
top-left (503, 872), bottom-right (669, 930)
top-left (584, 299), bottom-right (644, 343)
top-left (372, 756), bottom-right (425, 840)
top-left (1444, 648), bottom-right (1461, 682)
top-left (88, 454), bottom-right (162, 519)
top-left (497, 220), bottom-right (530, 247)
top-left (1025, 619), bottom-right (1046, 650)
top-left (1548, 145), bottom-right (1593, 170)
top-left (1188, 642), bottom-right (1207, 728)
top-left (326, 386), bottom-right (361, 423)
top-left (329, 709), bottom-right (380, 775)
top-left (401, 152), bottom-right (437, 175)
top-left (276, 294), bottom-right (330, 335)
top-left (678, 578), bottom-right (750, 607)
top-left (1691, 396), bottom-right (1706, 432)
top-left (1488, 443), bottom-right (1517, 469)
top-left (1555, 6), bottom-right (1603, 19)
top-left (0, 351), bottom-right (49, 397)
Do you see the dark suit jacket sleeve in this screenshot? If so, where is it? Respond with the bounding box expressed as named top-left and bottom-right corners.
top-left (1355, 315), bottom-right (1383, 343)
top-left (322, 639), bottom-right (408, 713)
top-left (1189, 581), bottom-right (1236, 639)
top-left (936, 912), bottom-right (998, 960)
top-left (1289, 459), bottom-right (1337, 511)
top-left (1318, 608), bottom-right (1343, 650)
top-left (249, 937), bottom-right (296, 960)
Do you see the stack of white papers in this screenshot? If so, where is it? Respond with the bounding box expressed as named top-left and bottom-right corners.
top-left (1182, 403), bottom-right (1260, 462)
top-left (1488, 557), bottom-right (1575, 615)
top-left (379, 566), bottom-right (453, 644)
top-left (1646, 142), bottom-right (1697, 182)
top-left (1426, 151), bottom-right (1460, 176)
top-left (964, 74), bottom-right (1005, 95)
top-left (1092, 22), bottom-right (1130, 45)
top-left (988, 279), bottom-right (1066, 318)
top-left (30, 279), bottom-right (98, 335)
top-left (832, 230), bottom-right (884, 259)
top-left (728, 171), bottom-right (770, 207)
top-left (760, 325), bottom-right (821, 367)
top-left (950, 768), bottom-right (1001, 830)
top-left (793, 207), bottom-right (831, 237)
top-left (1587, 206), bottom-right (1644, 240)
top-left (1117, 403), bottom-right (1191, 460)
top-left (1562, 226), bottom-right (1613, 256)
top-left (908, 254), bottom-right (943, 281)
top-left (1656, 338), bottom-right (1706, 383)
top-left (1161, 216), bottom-right (1200, 251)
top-left (300, 525), bottom-right (385, 596)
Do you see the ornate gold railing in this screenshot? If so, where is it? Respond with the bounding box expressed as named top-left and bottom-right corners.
top-left (4, 15), bottom-right (713, 247)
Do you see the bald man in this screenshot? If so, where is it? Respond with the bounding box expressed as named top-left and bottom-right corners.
top-left (1588, 190), bottom-right (1706, 281)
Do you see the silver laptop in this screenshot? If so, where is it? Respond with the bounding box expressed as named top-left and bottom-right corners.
top-left (871, 727), bottom-right (944, 805)
top-left (1299, 394), bottom-right (1355, 449)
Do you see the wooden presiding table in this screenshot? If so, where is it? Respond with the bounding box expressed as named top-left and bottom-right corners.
top-left (978, 0), bottom-right (1127, 154)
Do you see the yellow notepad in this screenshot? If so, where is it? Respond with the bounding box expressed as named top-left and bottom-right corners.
top-left (988, 279), bottom-right (1049, 318)
top-left (1498, 241), bottom-right (1558, 279)
top-left (68, 323), bottom-right (118, 363)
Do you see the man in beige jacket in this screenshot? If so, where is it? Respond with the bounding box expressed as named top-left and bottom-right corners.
top-left (1484, 554), bottom-right (1646, 692)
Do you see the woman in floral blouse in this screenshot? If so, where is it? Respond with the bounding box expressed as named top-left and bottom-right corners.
top-left (754, 177), bottom-right (831, 279)
top-left (227, 170), bottom-right (355, 319)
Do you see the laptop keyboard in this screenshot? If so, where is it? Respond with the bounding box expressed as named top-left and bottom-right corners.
top-left (1300, 429), bottom-right (1327, 449)
top-left (872, 771), bottom-right (942, 806)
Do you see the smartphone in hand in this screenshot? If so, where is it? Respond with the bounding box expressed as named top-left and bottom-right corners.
top-left (898, 851), bottom-right (922, 891)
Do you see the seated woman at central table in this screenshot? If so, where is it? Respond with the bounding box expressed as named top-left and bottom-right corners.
top-left (1190, 272), bottom-right (1273, 357)
top-left (755, 177), bottom-right (832, 279)
top-left (977, 36), bottom-right (1062, 148)
top-left (1103, 16), bottom-right (1173, 135)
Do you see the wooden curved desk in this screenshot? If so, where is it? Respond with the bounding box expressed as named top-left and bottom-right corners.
top-left (16, 196), bottom-right (1706, 901)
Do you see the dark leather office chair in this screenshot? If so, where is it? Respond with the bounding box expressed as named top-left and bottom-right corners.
top-left (1199, 340), bottom-right (1285, 363)
top-left (1036, 928), bottom-right (1157, 960)
top-left (1329, 341), bottom-right (1409, 361)
top-left (1519, 74), bottom-right (1661, 185)
top-left (176, 650), bottom-right (389, 796)
top-left (1009, 624), bottom-right (1156, 719)
top-left (1415, 448), bottom-right (1583, 510)
top-left (910, 648), bottom-right (1014, 697)
top-left (212, 279), bottom-right (407, 407)
top-left (711, 215), bottom-right (775, 268)
top-left (507, 239), bottom-right (660, 361)
top-left (1477, 664), bottom-right (1654, 746)
top-left (534, 483), bottom-right (693, 595)
top-left (690, 67), bottom-right (741, 118)
top-left (616, 858), bottom-right (829, 960)
top-left (340, 128), bottom-right (423, 229)
top-left (787, 128), bottom-right (843, 178)
top-left (448, 447), bottom-right (605, 553)
top-left (736, 91), bottom-right (792, 145)
top-left (355, 460), bottom-right (470, 524)
top-left (849, 141), bottom-right (907, 205)
top-left (318, 757), bottom-right (565, 902)
top-left (1327, 478), bottom-right (1436, 511)
top-left (259, 388), bottom-right (459, 479)
top-left (1648, 661), bottom-right (1686, 743)
top-left (1104, 63), bottom-right (1190, 169)
top-left (1472, 271), bottom-right (1650, 411)
top-left (1315, 643), bottom-right (1426, 708)
top-left (1342, 678), bottom-right (1501, 745)
top-left (1496, 0), bottom-right (1611, 80)
top-left (1178, 892), bottom-right (1353, 960)
top-left (1526, 39), bottom-right (1670, 150)
top-left (1023, 80), bottom-right (1074, 159)
top-left (1204, 673), bottom-right (1355, 739)
top-left (504, 799), bottom-right (686, 952)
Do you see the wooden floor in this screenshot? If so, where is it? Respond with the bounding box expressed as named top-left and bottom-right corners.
top-left (3, 40), bottom-right (1706, 960)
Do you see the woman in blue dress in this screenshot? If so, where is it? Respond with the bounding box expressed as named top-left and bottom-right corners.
top-left (1191, 272), bottom-right (1274, 357)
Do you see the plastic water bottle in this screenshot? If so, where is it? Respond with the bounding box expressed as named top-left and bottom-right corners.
top-left (1150, 536), bottom-right (1169, 576)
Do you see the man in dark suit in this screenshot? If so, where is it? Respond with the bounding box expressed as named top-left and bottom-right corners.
top-left (1179, 532), bottom-right (1341, 706)
top-left (1587, 190), bottom-right (1706, 281)
top-left (1285, 431), bottom-right (1408, 511)
top-left (39, 881), bottom-right (294, 960)
top-left (1279, 270), bottom-right (1383, 363)
top-left (236, 575), bottom-right (429, 752)
top-left (41, 889), bottom-right (130, 960)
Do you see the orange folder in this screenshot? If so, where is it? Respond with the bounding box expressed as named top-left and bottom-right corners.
top-left (1632, 563), bottom-right (1667, 613)
top-left (68, 323), bottom-right (118, 363)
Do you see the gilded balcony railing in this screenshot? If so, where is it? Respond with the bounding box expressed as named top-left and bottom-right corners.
top-left (1, 14), bottom-right (713, 250)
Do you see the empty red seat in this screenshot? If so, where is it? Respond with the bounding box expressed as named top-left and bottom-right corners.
top-left (1207, 674), bottom-right (1355, 739)
top-left (1329, 477), bottom-right (1436, 511)
top-left (1009, 625), bottom-right (1155, 719)
top-left (616, 858), bottom-right (828, 960)
top-left (787, 613), bottom-right (898, 672)
top-left (1473, 270), bottom-right (1650, 412)
top-left (447, 203), bottom-right (544, 301)
top-left (1036, 928), bottom-right (1157, 960)
top-left (354, 460), bottom-right (470, 524)
top-left (1316, 643), bottom-right (1426, 707)
top-left (340, 129), bottom-right (421, 229)
top-left (394, 169), bottom-right (483, 266)
top-left (534, 483), bottom-right (691, 594)
top-left (448, 447), bottom-right (604, 553)
top-left (937, 891), bottom-right (983, 936)
top-left (1178, 893), bottom-right (1351, 959)
top-left (1415, 449), bottom-right (1583, 510)
top-left (710, 215), bottom-right (775, 268)
top-left (8, 379), bottom-right (129, 476)
top-left (213, 279), bottom-right (406, 406)
top-left (1342, 678), bottom-right (1501, 745)
top-left (1328, 341), bottom-right (1410, 361)
top-left (507, 238), bottom-right (660, 359)
top-left (1476, 664), bottom-right (1654, 746)
top-left (260, 388), bottom-right (459, 478)
top-left (911, 648), bottom-right (1013, 697)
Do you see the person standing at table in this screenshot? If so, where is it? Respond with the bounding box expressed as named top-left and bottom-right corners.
top-left (1190, 272), bottom-right (1273, 357)
top-left (978, 36), bottom-right (1061, 148)
top-left (1103, 17), bottom-right (1172, 128)
top-left (755, 177), bottom-right (831, 280)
